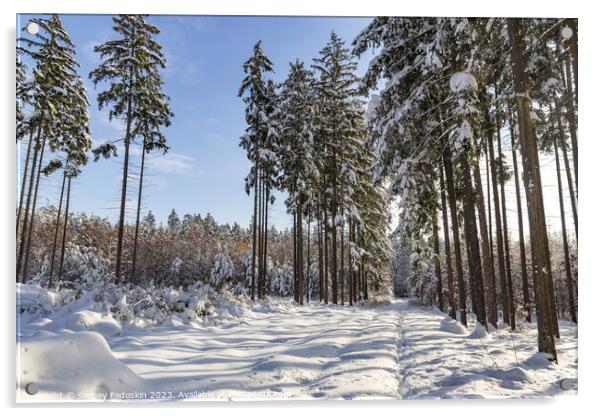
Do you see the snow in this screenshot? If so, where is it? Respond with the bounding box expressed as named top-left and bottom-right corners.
top-left (450, 71), bottom-right (478, 93)
top-left (17, 285), bottom-right (577, 401)
top-left (561, 26), bottom-right (573, 40)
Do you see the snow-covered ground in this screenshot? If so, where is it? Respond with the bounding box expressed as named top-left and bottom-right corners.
top-left (16, 286), bottom-right (577, 401)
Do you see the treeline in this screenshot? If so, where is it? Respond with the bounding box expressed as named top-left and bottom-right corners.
top-left (238, 33), bottom-right (391, 306)
top-left (19, 206), bottom-right (390, 300)
top-left (353, 17), bottom-right (578, 362)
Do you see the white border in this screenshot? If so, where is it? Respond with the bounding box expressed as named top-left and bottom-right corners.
top-left (3, 0), bottom-right (599, 414)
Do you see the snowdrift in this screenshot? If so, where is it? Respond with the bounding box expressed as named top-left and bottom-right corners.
top-left (17, 332), bottom-right (144, 401)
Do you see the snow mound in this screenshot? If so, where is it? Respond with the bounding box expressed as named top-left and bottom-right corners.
top-left (439, 317), bottom-right (468, 335)
top-left (67, 311), bottom-right (122, 338)
top-left (523, 352), bottom-right (554, 369)
top-left (467, 323), bottom-right (490, 339)
top-left (17, 332), bottom-right (144, 401)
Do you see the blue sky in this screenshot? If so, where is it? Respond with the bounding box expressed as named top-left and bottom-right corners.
top-left (17, 14), bottom-right (375, 229)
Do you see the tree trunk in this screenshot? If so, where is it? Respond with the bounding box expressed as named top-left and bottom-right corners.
top-left (443, 149), bottom-right (467, 325)
top-left (340, 217), bottom-right (345, 305)
top-left (298, 204), bottom-right (304, 305)
top-left (131, 140), bottom-right (147, 282)
top-left (484, 148), bottom-right (494, 265)
top-left (439, 166), bottom-right (457, 319)
top-left (17, 128), bottom-right (34, 237)
top-left (263, 185), bottom-right (269, 298)
top-left (293, 209), bottom-right (298, 303)
top-left (507, 17), bottom-right (557, 362)
top-left (331, 202), bottom-right (338, 305)
top-left (318, 197), bottom-right (324, 302)
top-left (49, 171), bottom-right (67, 282)
top-left (307, 211), bottom-right (311, 303)
top-left (58, 176), bottom-right (72, 279)
top-left (563, 55), bottom-right (578, 190)
top-left (553, 100), bottom-right (578, 239)
top-left (324, 208), bottom-right (329, 304)
top-left (483, 90), bottom-right (510, 325)
top-left (496, 112), bottom-right (516, 330)
top-left (472, 160), bottom-right (497, 328)
top-left (257, 172), bottom-right (264, 299)
top-left (250, 158), bottom-right (259, 301)
top-left (22, 137), bottom-right (47, 282)
top-left (566, 19), bottom-right (578, 104)
top-left (432, 209), bottom-right (444, 312)
top-left (552, 130), bottom-right (577, 323)
top-left (17, 125), bottom-right (42, 281)
top-left (459, 152), bottom-right (488, 328)
top-left (508, 103), bottom-right (531, 322)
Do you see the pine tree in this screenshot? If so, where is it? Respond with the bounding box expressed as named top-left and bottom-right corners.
top-left (238, 41), bottom-right (276, 300)
top-left (17, 15), bottom-right (88, 282)
top-left (90, 14), bottom-right (169, 281)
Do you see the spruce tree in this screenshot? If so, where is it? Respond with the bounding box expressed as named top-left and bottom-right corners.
top-left (90, 14), bottom-right (170, 281)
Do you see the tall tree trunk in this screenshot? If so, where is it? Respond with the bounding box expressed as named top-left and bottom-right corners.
top-left (439, 166), bottom-right (457, 319)
top-left (484, 149), bottom-right (494, 264)
top-left (331, 201), bottom-right (338, 305)
top-left (131, 140), bottom-right (147, 282)
top-left (258, 172), bottom-right (264, 299)
top-left (22, 137), bottom-right (47, 282)
top-left (553, 100), bottom-right (578, 239)
top-left (115, 68), bottom-right (136, 281)
top-left (324, 207), bottom-right (329, 304)
top-left (317, 197), bottom-right (323, 301)
top-left (459, 152), bottom-right (488, 328)
top-left (566, 19), bottom-right (578, 104)
top-left (563, 56), bottom-right (578, 190)
top-left (340, 218), bottom-right (345, 305)
top-left (443, 149), bottom-right (467, 325)
top-left (483, 91), bottom-right (510, 325)
top-left (49, 171), bottom-right (67, 282)
top-left (293, 210), bottom-right (298, 303)
top-left (307, 211), bottom-right (311, 303)
top-left (472, 160), bottom-right (497, 328)
top-left (552, 131), bottom-right (577, 323)
top-left (58, 176), bottom-right (72, 279)
top-left (263, 184), bottom-right (269, 298)
top-left (17, 128), bottom-right (34, 237)
top-left (432, 209), bottom-right (444, 312)
top-left (298, 204), bottom-right (304, 305)
top-left (507, 17), bottom-right (557, 362)
top-left (496, 112), bottom-right (516, 330)
top-left (250, 158), bottom-right (259, 301)
top-left (508, 104), bottom-right (531, 322)
top-left (17, 125), bottom-right (42, 281)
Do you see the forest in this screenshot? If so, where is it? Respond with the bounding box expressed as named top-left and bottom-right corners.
top-left (16, 15), bottom-right (577, 400)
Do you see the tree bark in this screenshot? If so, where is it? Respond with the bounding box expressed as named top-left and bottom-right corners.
top-left (552, 129), bottom-right (577, 323)
top-left (443, 149), bottom-right (467, 325)
top-left (482, 91), bottom-right (510, 325)
top-left (58, 176), bottom-right (72, 279)
top-left (17, 125), bottom-right (42, 281)
top-left (496, 112), bottom-right (516, 330)
top-left (508, 104), bottom-right (531, 322)
top-left (507, 17), bottom-right (557, 362)
top-left (49, 171), bottom-right (67, 282)
top-left (432, 208), bottom-right (444, 312)
top-left (459, 152), bottom-right (488, 328)
top-left (250, 158), bottom-right (259, 301)
top-left (17, 128), bottom-right (34, 237)
top-left (22, 137), bottom-right (46, 282)
top-left (439, 166), bottom-right (457, 319)
top-left (131, 140), bottom-right (147, 282)
top-left (472, 160), bottom-right (497, 328)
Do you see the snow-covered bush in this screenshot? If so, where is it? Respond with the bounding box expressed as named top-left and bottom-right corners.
top-left (210, 252), bottom-right (235, 291)
top-left (269, 262), bottom-right (293, 296)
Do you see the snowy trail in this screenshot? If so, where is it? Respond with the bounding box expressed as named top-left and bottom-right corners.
top-left (17, 298), bottom-right (577, 401)
top-left (107, 301), bottom-right (402, 400)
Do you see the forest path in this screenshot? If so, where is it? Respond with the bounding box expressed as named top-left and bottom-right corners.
top-left (109, 299), bottom-right (404, 400)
